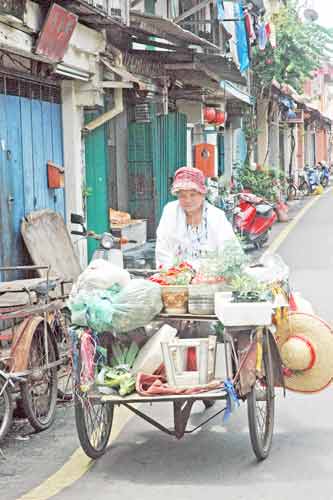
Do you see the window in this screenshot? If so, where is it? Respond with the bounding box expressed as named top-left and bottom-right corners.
top-left (145, 0), bottom-right (156, 14)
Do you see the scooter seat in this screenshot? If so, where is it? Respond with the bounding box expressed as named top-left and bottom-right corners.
top-left (256, 204), bottom-right (272, 216)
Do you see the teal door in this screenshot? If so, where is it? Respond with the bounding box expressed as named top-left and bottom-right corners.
top-left (128, 112), bottom-right (187, 238)
top-left (84, 111), bottom-right (109, 260)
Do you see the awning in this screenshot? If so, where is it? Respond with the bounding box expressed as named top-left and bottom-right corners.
top-left (130, 11), bottom-right (220, 51)
top-left (166, 54), bottom-right (246, 88)
top-left (220, 80), bottom-right (254, 105)
top-left (101, 57), bottom-right (147, 89)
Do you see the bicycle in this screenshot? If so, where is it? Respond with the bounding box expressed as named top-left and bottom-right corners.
top-left (0, 266), bottom-right (70, 441)
top-left (286, 173), bottom-right (309, 200)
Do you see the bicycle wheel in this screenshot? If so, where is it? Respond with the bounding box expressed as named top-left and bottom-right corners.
top-left (287, 185), bottom-right (297, 201)
top-left (0, 375), bottom-right (13, 442)
top-left (75, 393), bottom-right (113, 459)
top-left (299, 181), bottom-right (310, 197)
top-left (50, 309), bottom-right (73, 402)
top-left (247, 332), bottom-right (275, 461)
top-left (21, 324), bottom-right (58, 431)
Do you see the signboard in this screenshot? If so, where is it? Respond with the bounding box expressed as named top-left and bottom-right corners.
top-left (0, 0), bottom-right (25, 20)
top-left (35, 3), bottom-right (78, 63)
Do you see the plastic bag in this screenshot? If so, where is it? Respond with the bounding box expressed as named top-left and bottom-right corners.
top-left (68, 280), bottom-right (163, 333)
top-left (75, 259), bottom-right (131, 292)
top-left (245, 253), bottom-right (289, 285)
top-left (112, 280), bottom-right (163, 333)
top-left (69, 286), bottom-right (120, 331)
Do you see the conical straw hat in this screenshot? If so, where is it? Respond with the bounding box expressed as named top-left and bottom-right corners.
top-left (277, 312), bottom-right (333, 393)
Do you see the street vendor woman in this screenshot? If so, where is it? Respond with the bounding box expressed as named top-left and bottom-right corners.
top-left (156, 166), bottom-right (240, 269)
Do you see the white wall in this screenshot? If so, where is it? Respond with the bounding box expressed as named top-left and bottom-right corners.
top-left (61, 81), bottom-right (87, 266)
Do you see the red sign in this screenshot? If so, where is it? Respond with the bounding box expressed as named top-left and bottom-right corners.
top-left (35, 3), bottom-right (78, 62)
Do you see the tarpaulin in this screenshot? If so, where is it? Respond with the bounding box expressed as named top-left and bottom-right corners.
top-left (234, 1), bottom-right (249, 73)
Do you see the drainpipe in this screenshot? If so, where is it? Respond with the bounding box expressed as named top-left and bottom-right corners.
top-left (82, 88), bottom-right (123, 133)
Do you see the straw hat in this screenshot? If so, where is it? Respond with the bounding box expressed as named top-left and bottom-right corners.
top-left (171, 167), bottom-right (207, 195)
top-left (277, 312), bottom-right (333, 393)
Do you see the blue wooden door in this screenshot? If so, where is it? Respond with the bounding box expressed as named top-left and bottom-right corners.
top-left (0, 78), bottom-right (64, 275)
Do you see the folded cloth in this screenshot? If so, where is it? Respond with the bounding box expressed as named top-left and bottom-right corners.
top-left (136, 371), bottom-right (223, 396)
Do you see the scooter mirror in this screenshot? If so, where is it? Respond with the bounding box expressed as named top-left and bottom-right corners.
top-left (71, 213), bottom-right (84, 225)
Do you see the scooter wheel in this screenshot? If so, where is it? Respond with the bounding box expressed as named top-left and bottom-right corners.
top-left (255, 233), bottom-right (269, 249)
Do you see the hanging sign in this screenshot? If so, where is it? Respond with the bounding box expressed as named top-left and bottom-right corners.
top-left (35, 3), bottom-right (78, 63)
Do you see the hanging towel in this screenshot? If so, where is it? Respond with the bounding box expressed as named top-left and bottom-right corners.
top-left (258, 21), bottom-right (268, 50)
top-left (244, 9), bottom-right (256, 41)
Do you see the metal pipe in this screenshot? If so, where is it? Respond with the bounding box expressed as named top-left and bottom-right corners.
top-left (83, 89), bottom-right (123, 133)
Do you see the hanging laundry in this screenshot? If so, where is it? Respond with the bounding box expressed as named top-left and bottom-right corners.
top-left (216, 0), bottom-right (225, 21)
top-left (258, 21), bottom-right (268, 50)
top-left (234, 1), bottom-right (250, 73)
top-left (270, 22), bottom-right (277, 48)
top-left (244, 9), bottom-right (256, 42)
top-left (265, 22), bottom-right (271, 39)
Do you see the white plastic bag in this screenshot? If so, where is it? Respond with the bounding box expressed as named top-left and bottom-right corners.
top-left (132, 324), bottom-right (177, 375)
top-left (245, 254), bottom-right (289, 285)
top-left (76, 259), bottom-right (131, 292)
top-left (112, 280), bottom-right (163, 333)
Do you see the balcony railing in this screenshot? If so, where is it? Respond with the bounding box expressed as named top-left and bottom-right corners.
top-left (175, 1), bottom-right (227, 51)
top-left (83, 0), bottom-right (129, 24)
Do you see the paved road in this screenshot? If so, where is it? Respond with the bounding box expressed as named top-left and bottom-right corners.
top-left (52, 190), bottom-right (333, 500)
top-left (2, 191), bottom-right (333, 500)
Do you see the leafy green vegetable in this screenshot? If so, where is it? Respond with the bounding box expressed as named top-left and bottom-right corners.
top-left (97, 365), bottom-right (136, 396)
top-left (230, 274), bottom-right (271, 303)
top-left (111, 341), bottom-right (139, 368)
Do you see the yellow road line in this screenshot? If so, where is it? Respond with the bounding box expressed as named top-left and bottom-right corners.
top-left (20, 187), bottom-right (332, 500)
top-left (265, 188), bottom-right (332, 255)
top-left (18, 405), bottom-right (133, 500)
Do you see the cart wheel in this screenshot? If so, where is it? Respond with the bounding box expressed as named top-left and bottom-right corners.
top-left (75, 393), bottom-right (113, 459)
top-left (21, 324), bottom-right (58, 432)
top-left (0, 375), bottom-right (13, 442)
top-left (247, 333), bottom-right (275, 461)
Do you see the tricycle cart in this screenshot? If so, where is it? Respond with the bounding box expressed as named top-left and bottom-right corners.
top-left (0, 265), bottom-right (71, 441)
top-left (73, 312), bottom-right (284, 462)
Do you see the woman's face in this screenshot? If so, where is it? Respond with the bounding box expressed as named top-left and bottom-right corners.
top-left (177, 190), bottom-right (204, 213)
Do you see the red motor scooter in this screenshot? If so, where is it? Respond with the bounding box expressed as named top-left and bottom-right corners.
top-left (233, 193), bottom-right (277, 250)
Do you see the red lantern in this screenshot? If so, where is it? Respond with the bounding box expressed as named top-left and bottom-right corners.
top-left (215, 110), bottom-right (225, 125)
top-left (204, 107), bottom-right (216, 123)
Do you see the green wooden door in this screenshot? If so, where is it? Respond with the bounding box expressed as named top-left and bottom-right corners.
top-left (128, 112), bottom-right (187, 238)
top-left (85, 111), bottom-right (109, 260)
top-left (152, 112), bottom-right (187, 223)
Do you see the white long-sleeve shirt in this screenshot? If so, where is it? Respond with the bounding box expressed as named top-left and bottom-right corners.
top-left (155, 200), bottom-right (238, 269)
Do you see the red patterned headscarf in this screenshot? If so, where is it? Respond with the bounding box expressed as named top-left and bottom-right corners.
top-left (171, 167), bottom-right (207, 195)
